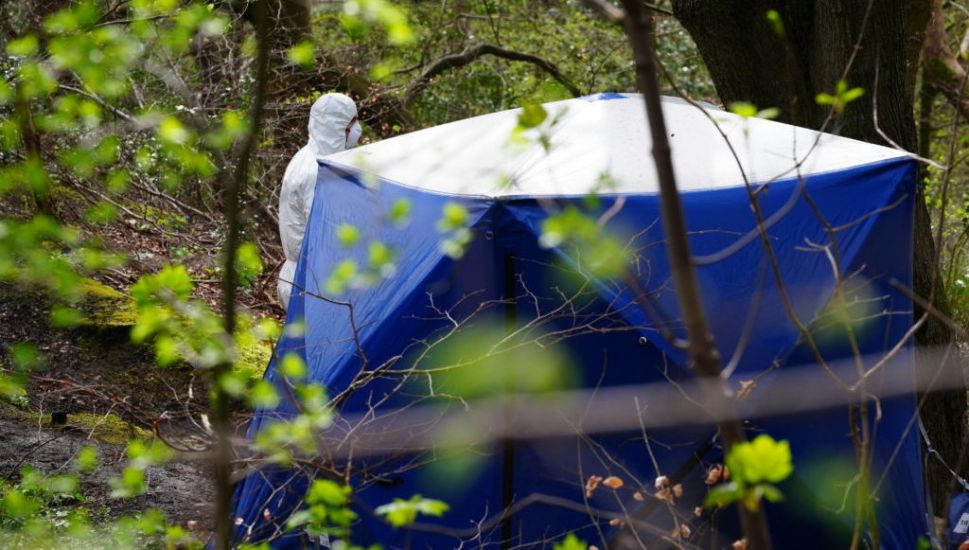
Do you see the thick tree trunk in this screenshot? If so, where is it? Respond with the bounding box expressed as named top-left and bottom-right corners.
top-left (672, 0), bottom-right (964, 515)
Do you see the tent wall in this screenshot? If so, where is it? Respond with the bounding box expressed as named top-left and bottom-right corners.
top-left (231, 157), bottom-right (923, 548)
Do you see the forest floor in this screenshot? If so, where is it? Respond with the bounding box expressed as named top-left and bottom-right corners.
top-left (0, 189), bottom-right (284, 541)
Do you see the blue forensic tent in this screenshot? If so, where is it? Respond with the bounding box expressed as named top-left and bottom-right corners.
top-left (231, 93), bottom-right (925, 548)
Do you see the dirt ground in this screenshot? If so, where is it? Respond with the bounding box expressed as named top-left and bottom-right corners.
top-left (0, 284), bottom-right (224, 541)
top-left (0, 186), bottom-right (282, 543)
top-left (0, 415), bottom-right (214, 539)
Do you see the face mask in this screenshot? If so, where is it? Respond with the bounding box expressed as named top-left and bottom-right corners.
top-left (346, 121), bottom-right (362, 149)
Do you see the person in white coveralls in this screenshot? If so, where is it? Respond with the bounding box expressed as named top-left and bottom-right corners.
top-left (277, 93), bottom-right (362, 309)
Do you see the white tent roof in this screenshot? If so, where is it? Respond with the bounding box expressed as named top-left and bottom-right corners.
top-left (325, 93), bottom-right (909, 198)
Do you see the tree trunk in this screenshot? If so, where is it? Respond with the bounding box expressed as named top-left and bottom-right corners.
top-left (672, 0), bottom-right (964, 514)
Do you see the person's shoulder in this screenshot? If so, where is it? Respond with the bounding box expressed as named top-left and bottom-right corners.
top-left (282, 145), bottom-right (315, 175)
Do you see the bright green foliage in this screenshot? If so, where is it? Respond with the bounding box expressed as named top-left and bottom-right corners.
top-left (815, 80), bottom-right (865, 114)
top-left (5, 35), bottom-right (39, 57)
top-left (287, 40), bottom-right (316, 67)
top-left (279, 353), bottom-right (308, 380)
top-left (205, 111), bottom-right (248, 151)
top-left (109, 440), bottom-right (173, 498)
top-left (9, 343), bottom-right (44, 371)
top-left (130, 265), bottom-right (274, 375)
top-left (387, 198), bottom-right (411, 227)
top-left (367, 241), bottom-right (395, 277)
top-left (75, 446), bottom-right (99, 474)
top-left (341, 0), bottom-right (415, 46)
top-left (729, 434), bottom-right (793, 484)
top-left (540, 206), bottom-right (629, 279)
top-left (705, 434), bottom-right (793, 511)
top-left (438, 203), bottom-right (469, 231)
top-left (553, 533), bottom-right (588, 550)
top-left (375, 494), bottom-right (448, 528)
top-left (325, 259), bottom-right (359, 295)
top-left (249, 380), bottom-right (281, 409)
top-left (765, 9), bottom-right (785, 37)
top-left (518, 104), bottom-right (548, 128)
top-left (337, 223), bottom-right (363, 247)
top-left (236, 242), bottom-right (264, 286)
top-left (437, 203), bottom-right (472, 259)
top-left (422, 321), bottom-right (576, 398)
top-left (287, 480), bottom-right (357, 540)
top-left (728, 102), bottom-right (779, 120)
top-left (253, 396), bottom-right (333, 462)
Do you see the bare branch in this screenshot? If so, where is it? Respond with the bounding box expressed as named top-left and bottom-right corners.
top-left (403, 43), bottom-right (583, 108)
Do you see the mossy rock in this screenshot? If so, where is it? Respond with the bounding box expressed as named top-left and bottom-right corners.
top-left (77, 278), bottom-right (137, 328)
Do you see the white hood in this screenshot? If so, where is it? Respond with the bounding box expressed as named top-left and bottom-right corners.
top-left (278, 93), bottom-right (359, 309)
top-left (308, 93), bottom-right (358, 160)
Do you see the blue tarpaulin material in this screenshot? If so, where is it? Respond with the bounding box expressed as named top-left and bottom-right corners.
top-left (229, 94), bottom-right (925, 548)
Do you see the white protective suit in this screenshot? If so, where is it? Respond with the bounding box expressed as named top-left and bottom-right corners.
top-left (278, 93), bottom-right (361, 308)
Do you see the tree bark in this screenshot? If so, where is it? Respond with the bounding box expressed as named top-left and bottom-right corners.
top-left (672, 0), bottom-right (964, 514)
top-left (923, 0), bottom-right (969, 119)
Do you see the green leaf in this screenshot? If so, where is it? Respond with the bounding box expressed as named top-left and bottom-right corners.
top-left (757, 107), bottom-right (780, 120)
top-left (236, 242), bottom-right (263, 285)
top-left (287, 40), bottom-right (316, 67)
top-left (249, 380), bottom-right (281, 409)
top-left (6, 35), bottom-right (39, 57)
top-left (376, 494), bottom-right (449, 528)
top-left (157, 116), bottom-right (191, 145)
top-left (306, 479), bottom-right (349, 507)
top-left (765, 9), bottom-right (784, 37)
top-left (518, 103), bottom-right (548, 129)
top-left (729, 102), bottom-right (778, 120)
top-left (815, 93), bottom-right (837, 106)
top-left (280, 353), bottom-right (307, 380)
top-left (842, 86), bottom-right (865, 103)
top-left (153, 335), bottom-right (180, 366)
top-left (324, 259), bottom-right (359, 295)
top-left (368, 241), bottom-right (394, 270)
top-left (342, 0), bottom-right (415, 46)
top-left (757, 483), bottom-right (784, 503)
top-left (110, 466), bottom-right (145, 498)
top-left (10, 343), bottom-right (44, 371)
top-left (0, 80), bottom-right (12, 105)
top-left (554, 533), bottom-right (588, 550)
top-left (336, 224), bottom-right (361, 247)
top-left (388, 198), bottom-right (411, 227)
top-left (50, 305), bottom-right (84, 327)
top-left (437, 202), bottom-right (469, 232)
top-left (815, 81), bottom-right (864, 113)
top-left (704, 481), bottom-right (743, 508)
top-left (218, 371), bottom-right (247, 397)
top-left (0, 374), bottom-right (26, 400)
top-left (729, 102), bottom-right (758, 118)
top-left (76, 445), bottom-right (99, 473)
top-left (440, 228), bottom-right (471, 259)
top-left (726, 434), bottom-right (793, 484)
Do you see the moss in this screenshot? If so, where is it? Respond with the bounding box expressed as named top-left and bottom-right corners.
top-left (0, 403), bottom-right (149, 445)
top-left (49, 185), bottom-right (87, 210)
top-left (78, 278), bottom-right (137, 328)
top-left (235, 336), bottom-right (273, 380)
top-left (127, 202), bottom-right (188, 229)
top-left (66, 412), bottom-right (150, 445)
